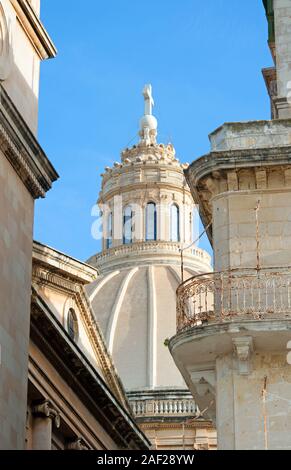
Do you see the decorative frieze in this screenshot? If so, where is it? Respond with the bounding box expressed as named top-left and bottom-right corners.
top-left (0, 84), bottom-right (58, 198)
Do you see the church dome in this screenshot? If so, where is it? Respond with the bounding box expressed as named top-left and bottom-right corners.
top-left (87, 84), bottom-right (212, 396)
top-left (86, 249), bottom-right (211, 392)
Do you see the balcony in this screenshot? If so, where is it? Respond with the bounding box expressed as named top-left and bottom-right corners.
top-left (177, 267), bottom-right (291, 333)
top-left (127, 389), bottom-right (199, 420)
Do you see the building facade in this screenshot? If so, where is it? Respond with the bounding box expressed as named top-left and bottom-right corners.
top-left (0, 0), bottom-right (57, 449)
top-left (0, 1), bottom-right (149, 450)
top-left (87, 85), bottom-right (216, 449)
top-left (169, 0), bottom-right (291, 450)
top-left (27, 242), bottom-right (149, 450)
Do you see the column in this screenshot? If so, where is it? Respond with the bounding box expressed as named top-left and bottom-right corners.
top-left (31, 400), bottom-right (60, 450)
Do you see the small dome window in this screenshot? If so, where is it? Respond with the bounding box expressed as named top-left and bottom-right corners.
top-left (123, 206), bottom-right (133, 245)
top-left (146, 202), bottom-right (157, 241)
top-left (67, 308), bottom-right (79, 341)
top-left (170, 204), bottom-right (180, 242)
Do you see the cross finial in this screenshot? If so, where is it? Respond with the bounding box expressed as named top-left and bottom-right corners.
top-left (143, 84), bottom-right (154, 115)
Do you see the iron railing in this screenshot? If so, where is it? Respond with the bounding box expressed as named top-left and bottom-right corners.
top-left (177, 267), bottom-right (291, 332)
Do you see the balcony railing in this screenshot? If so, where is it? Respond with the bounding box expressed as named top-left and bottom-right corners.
top-left (131, 398), bottom-right (197, 418)
top-left (177, 267), bottom-right (291, 332)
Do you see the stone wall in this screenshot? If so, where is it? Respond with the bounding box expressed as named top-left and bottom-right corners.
top-left (217, 351), bottom-right (291, 450)
top-left (213, 190), bottom-right (291, 271)
top-left (0, 150), bottom-right (34, 449)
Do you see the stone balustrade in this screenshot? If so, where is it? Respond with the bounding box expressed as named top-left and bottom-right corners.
top-left (93, 241), bottom-right (211, 267)
top-left (130, 397), bottom-right (197, 418)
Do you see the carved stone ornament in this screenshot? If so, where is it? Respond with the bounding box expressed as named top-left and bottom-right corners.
top-left (32, 400), bottom-right (61, 428)
top-left (233, 336), bottom-right (254, 376)
top-left (66, 438), bottom-right (89, 451)
top-left (0, 0), bottom-right (14, 80)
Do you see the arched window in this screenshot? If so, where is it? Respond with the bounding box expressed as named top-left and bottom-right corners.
top-left (146, 202), bottom-right (157, 241)
top-left (106, 212), bottom-right (113, 249)
top-left (123, 206), bottom-right (133, 245)
top-left (67, 308), bottom-right (79, 341)
top-left (170, 204), bottom-right (180, 242)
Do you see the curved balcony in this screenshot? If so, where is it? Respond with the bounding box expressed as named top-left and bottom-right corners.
top-left (177, 267), bottom-right (291, 332)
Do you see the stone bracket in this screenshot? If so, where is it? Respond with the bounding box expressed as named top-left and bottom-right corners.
top-left (32, 400), bottom-right (61, 428)
top-left (232, 336), bottom-right (254, 376)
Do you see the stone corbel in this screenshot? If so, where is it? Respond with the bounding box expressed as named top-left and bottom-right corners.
top-left (227, 171), bottom-right (239, 191)
top-left (284, 168), bottom-right (291, 188)
top-left (32, 400), bottom-right (61, 428)
top-left (204, 177), bottom-right (219, 197)
top-left (233, 337), bottom-right (254, 376)
top-left (255, 169), bottom-right (267, 190)
top-left (66, 438), bottom-right (89, 451)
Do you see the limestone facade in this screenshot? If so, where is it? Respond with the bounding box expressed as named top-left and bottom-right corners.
top-left (169, 2), bottom-right (291, 450)
top-left (27, 242), bottom-right (149, 450)
top-left (0, 0), bottom-right (57, 450)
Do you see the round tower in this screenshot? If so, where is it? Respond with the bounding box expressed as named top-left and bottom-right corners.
top-left (87, 85), bottom-right (215, 449)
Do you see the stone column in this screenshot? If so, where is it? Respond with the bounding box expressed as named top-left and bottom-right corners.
top-left (31, 401), bottom-right (60, 450)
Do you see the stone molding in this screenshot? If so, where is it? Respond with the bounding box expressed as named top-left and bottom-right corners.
top-left (10, 0), bottom-right (57, 59)
top-left (186, 143), bottom-right (291, 244)
top-left (0, 84), bottom-right (58, 198)
top-left (31, 400), bottom-right (60, 428)
top-left (89, 241), bottom-right (212, 274)
top-left (33, 241), bottom-right (98, 284)
top-left (121, 142), bottom-right (179, 164)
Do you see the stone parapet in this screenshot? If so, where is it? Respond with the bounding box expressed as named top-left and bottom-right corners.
top-left (88, 241), bottom-right (212, 274)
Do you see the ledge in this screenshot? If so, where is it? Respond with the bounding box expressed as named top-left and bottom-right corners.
top-left (33, 241), bottom-right (99, 284)
top-left (209, 120), bottom-right (291, 152)
top-left (88, 241), bottom-right (212, 273)
top-left (0, 84), bottom-right (58, 198)
top-left (11, 0), bottom-right (57, 59)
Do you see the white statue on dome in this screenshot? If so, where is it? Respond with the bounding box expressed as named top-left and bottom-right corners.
top-left (143, 84), bottom-right (154, 115)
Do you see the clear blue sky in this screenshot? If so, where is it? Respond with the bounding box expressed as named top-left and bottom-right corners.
top-left (35, 0), bottom-right (272, 262)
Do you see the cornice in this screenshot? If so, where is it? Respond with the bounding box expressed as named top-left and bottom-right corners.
top-left (98, 181), bottom-right (191, 204)
top-left (185, 145), bottom-right (291, 246)
top-left (91, 241), bottom-right (212, 274)
top-left (0, 84), bottom-right (58, 198)
top-left (33, 241), bottom-right (99, 284)
top-left (10, 0), bottom-right (57, 59)
top-left (186, 146), bottom-right (291, 187)
top-left (140, 420), bottom-right (214, 430)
